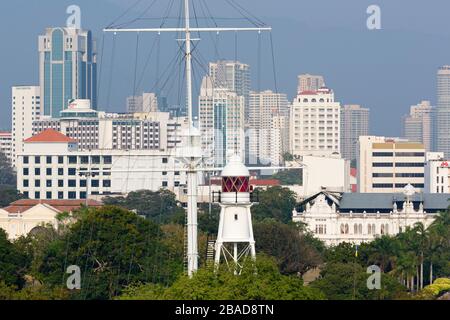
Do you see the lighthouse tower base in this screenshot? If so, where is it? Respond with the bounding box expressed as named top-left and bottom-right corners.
top-left (214, 204), bottom-right (256, 274)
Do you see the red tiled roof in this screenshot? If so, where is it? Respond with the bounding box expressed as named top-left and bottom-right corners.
top-left (24, 129), bottom-right (76, 143)
top-left (250, 179), bottom-right (280, 186)
top-left (299, 90), bottom-right (318, 95)
top-left (3, 199), bottom-right (102, 214)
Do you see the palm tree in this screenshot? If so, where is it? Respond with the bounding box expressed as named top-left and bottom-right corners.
top-left (412, 222), bottom-right (428, 290)
top-left (366, 235), bottom-right (399, 273)
top-left (426, 208), bottom-right (450, 284)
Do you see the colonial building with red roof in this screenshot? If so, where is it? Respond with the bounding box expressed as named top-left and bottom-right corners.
top-left (0, 199), bottom-right (102, 240)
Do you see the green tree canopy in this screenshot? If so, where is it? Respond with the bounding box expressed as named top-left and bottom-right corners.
top-left (103, 189), bottom-right (185, 223)
top-left (254, 220), bottom-right (323, 275)
top-left (0, 151), bottom-right (15, 187)
top-left (0, 229), bottom-right (29, 288)
top-left (251, 186), bottom-right (297, 224)
top-left (271, 169), bottom-right (302, 185)
top-left (36, 206), bottom-right (183, 299)
top-left (310, 262), bottom-right (407, 300)
top-left (119, 255), bottom-right (326, 300)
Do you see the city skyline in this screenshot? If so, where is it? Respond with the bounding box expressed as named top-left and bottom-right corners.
top-left (2, 1), bottom-right (450, 137)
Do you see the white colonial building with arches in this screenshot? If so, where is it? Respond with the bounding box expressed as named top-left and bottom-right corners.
top-left (293, 185), bottom-right (447, 246)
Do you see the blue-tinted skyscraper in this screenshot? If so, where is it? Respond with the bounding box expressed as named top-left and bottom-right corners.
top-left (39, 27), bottom-right (97, 118)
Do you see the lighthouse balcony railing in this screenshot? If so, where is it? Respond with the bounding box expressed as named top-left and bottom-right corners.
top-left (211, 191), bottom-right (259, 204)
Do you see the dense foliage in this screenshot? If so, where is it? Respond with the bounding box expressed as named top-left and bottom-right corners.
top-left (0, 151), bottom-right (24, 207)
top-left (254, 220), bottom-right (322, 275)
top-left (251, 186), bottom-right (297, 223)
top-left (103, 189), bottom-right (185, 223)
top-left (119, 256), bottom-right (325, 300)
top-left (271, 169), bottom-right (302, 185)
top-left (0, 186), bottom-right (448, 300)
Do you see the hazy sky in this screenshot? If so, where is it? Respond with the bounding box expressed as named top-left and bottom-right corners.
top-left (1, 0), bottom-right (450, 136)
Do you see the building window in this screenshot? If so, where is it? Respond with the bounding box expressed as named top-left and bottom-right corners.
top-left (46, 168), bottom-right (52, 176)
top-left (46, 156), bottom-right (52, 164)
top-left (35, 192), bottom-right (40, 199)
top-left (68, 180), bottom-right (76, 187)
top-left (162, 181), bottom-right (168, 187)
top-left (35, 180), bottom-right (41, 187)
top-left (103, 180), bottom-right (111, 188)
top-left (23, 156), bottom-right (29, 164)
top-left (46, 180), bottom-right (52, 187)
top-left (58, 180), bottom-right (64, 187)
top-left (58, 168), bottom-right (64, 175)
top-left (46, 192), bottom-right (52, 199)
top-left (68, 192), bottom-right (76, 199)
top-left (23, 168), bottom-right (29, 176)
top-left (91, 180), bottom-right (99, 187)
top-left (103, 156), bottom-right (112, 164)
top-left (58, 191), bottom-right (64, 199)
top-left (373, 162), bottom-right (393, 167)
top-left (58, 156), bottom-right (64, 164)
top-left (373, 183), bottom-right (394, 188)
top-left (68, 168), bottom-right (76, 176)
top-left (80, 180), bottom-right (87, 188)
top-left (35, 156), bottom-right (41, 164)
top-left (91, 156), bottom-right (100, 164)
top-left (372, 152), bottom-right (393, 157)
top-left (68, 156), bottom-right (77, 164)
top-left (80, 191), bottom-right (87, 199)
top-left (35, 168), bottom-right (41, 175)
top-left (23, 180), bottom-right (29, 187)
top-left (162, 157), bottom-right (168, 164)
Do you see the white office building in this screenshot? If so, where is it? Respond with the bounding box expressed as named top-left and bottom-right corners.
top-left (0, 132), bottom-right (12, 163)
top-left (209, 60), bottom-right (250, 121)
top-left (358, 136), bottom-right (426, 193)
top-left (11, 86), bottom-right (41, 167)
top-left (199, 76), bottom-right (245, 166)
top-left (33, 99), bottom-right (188, 152)
top-left (424, 152), bottom-right (450, 193)
top-left (248, 90), bottom-right (290, 166)
top-left (291, 87), bottom-right (341, 157)
top-left (16, 129), bottom-right (186, 200)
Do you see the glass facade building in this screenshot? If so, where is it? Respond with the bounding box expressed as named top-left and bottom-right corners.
top-left (39, 27), bottom-right (97, 118)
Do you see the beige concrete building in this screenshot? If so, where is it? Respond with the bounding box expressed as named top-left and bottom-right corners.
top-left (0, 199), bottom-right (101, 240)
top-left (358, 136), bottom-right (426, 193)
top-left (291, 87), bottom-right (341, 157)
top-left (402, 100), bottom-right (434, 151)
top-left (297, 74), bottom-right (325, 94)
top-left (341, 104), bottom-right (370, 161)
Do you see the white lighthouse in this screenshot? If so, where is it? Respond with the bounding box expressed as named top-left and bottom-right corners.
top-left (214, 154), bottom-right (256, 274)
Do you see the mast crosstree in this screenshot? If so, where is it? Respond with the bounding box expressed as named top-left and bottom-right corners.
top-left (104, 0), bottom-right (271, 278)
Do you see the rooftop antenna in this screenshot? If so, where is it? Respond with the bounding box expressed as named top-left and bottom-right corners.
top-left (104, 0), bottom-right (271, 278)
